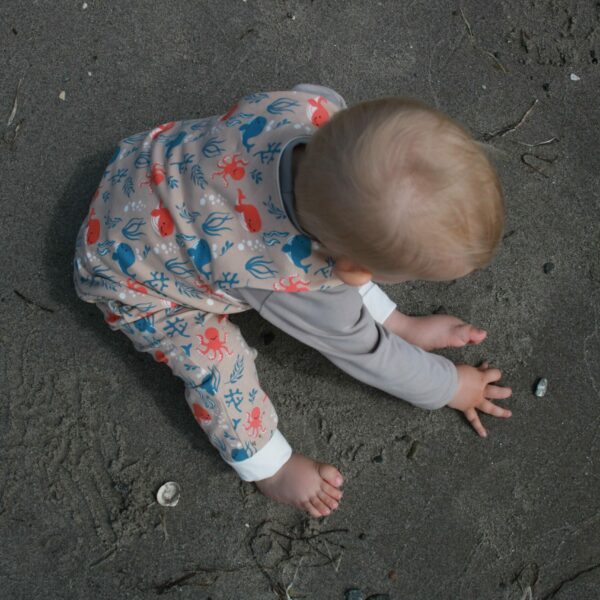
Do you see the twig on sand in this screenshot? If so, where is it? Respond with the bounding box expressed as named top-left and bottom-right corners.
top-left (7, 77), bottom-right (23, 127)
top-left (284, 556), bottom-right (305, 600)
top-left (13, 289), bottom-right (55, 313)
top-left (483, 99), bottom-right (539, 140)
top-left (154, 565), bottom-right (251, 595)
top-left (521, 152), bottom-right (557, 177)
top-left (515, 137), bottom-right (558, 147)
top-left (460, 7), bottom-right (508, 73)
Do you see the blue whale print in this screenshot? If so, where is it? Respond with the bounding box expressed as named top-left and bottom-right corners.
top-left (239, 116), bottom-right (267, 152)
top-left (188, 239), bottom-right (212, 279)
top-left (282, 234), bottom-right (312, 273)
top-left (133, 315), bottom-right (155, 334)
top-left (112, 242), bottom-right (135, 276)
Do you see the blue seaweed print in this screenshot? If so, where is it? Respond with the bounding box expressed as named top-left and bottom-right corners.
top-left (214, 272), bottom-right (239, 291)
top-left (122, 176), bottom-right (135, 197)
top-left (266, 97), bottom-right (300, 115)
top-left (170, 152), bottom-right (194, 174)
top-left (244, 92), bottom-right (269, 103)
top-left (245, 256), bottom-right (278, 279)
top-left (225, 112), bottom-right (254, 127)
top-left (314, 256), bottom-right (336, 278)
top-left (262, 230), bottom-right (289, 246)
top-left (121, 218), bottom-right (146, 241)
top-left (227, 355), bottom-right (244, 384)
top-left (263, 196), bottom-right (287, 220)
top-left (202, 212), bottom-right (233, 237)
top-left (165, 258), bottom-right (195, 278)
top-left (253, 142), bottom-right (281, 165)
top-left (163, 131), bottom-right (186, 160)
top-left (202, 136), bottom-right (225, 158)
top-left (190, 164), bottom-right (207, 188)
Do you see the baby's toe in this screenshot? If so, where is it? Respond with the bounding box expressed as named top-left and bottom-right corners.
top-left (318, 463), bottom-right (344, 488)
top-left (301, 500), bottom-right (322, 519)
top-left (321, 481), bottom-right (343, 501)
top-left (310, 496), bottom-right (331, 516)
top-left (318, 490), bottom-right (339, 511)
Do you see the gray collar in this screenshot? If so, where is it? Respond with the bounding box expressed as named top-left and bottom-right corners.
top-left (278, 136), bottom-right (318, 240)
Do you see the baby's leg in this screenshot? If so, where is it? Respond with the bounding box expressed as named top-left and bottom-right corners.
top-left (96, 302), bottom-right (343, 517)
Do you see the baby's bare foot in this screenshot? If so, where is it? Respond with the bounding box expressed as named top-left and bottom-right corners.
top-left (397, 314), bottom-right (487, 351)
top-left (255, 453), bottom-right (344, 518)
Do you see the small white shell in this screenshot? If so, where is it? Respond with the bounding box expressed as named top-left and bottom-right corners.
top-left (156, 482), bottom-right (181, 507)
top-left (534, 377), bottom-right (548, 397)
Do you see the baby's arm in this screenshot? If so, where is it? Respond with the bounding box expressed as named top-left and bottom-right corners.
top-left (232, 285), bottom-right (512, 435)
top-left (233, 285), bottom-right (458, 410)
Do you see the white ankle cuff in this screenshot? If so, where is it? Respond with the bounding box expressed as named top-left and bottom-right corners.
top-left (224, 429), bottom-right (292, 481)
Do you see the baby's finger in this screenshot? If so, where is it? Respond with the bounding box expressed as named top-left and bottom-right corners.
top-left (483, 367), bottom-right (503, 384)
top-left (485, 383), bottom-right (512, 400)
top-left (465, 408), bottom-right (487, 438)
top-left (478, 361), bottom-right (489, 371)
top-left (479, 399), bottom-right (512, 418)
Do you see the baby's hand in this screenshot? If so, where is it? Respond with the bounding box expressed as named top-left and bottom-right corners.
top-left (447, 361), bottom-right (512, 437)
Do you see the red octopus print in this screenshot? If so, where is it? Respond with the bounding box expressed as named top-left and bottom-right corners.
top-left (197, 327), bottom-right (234, 362)
top-left (86, 208), bottom-right (100, 245)
top-left (151, 199), bottom-right (175, 237)
top-left (154, 350), bottom-right (169, 364)
top-left (192, 402), bottom-right (212, 423)
top-left (126, 278), bottom-right (149, 294)
top-left (219, 103), bottom-right (239, 122)
top-left (308, 96), bottom-right (330, 127)
top-left (150, 121), bottom-right (176, 140)
top-left (244, 407), bottom-right (266, 438)
top-left (272, 275), bottom-right (310, 292)
top-left (211, 154), bottom-right (248, 187)
top-left (235, 189), bottom-right (262, 233)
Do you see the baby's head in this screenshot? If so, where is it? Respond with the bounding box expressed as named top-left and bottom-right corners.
top-left (295, 97), bottom-right (505, 285)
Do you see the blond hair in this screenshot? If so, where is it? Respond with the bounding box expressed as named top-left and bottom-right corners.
top-left (295, 97), bottom-right (505, 280)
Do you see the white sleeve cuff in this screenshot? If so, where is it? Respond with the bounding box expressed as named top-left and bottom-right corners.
top-left (224, 429), bottom-right (292, 482)
top-left (358, 281), bottom-right (397, 324)
top-left (291, 83), bottom-right (347, 109)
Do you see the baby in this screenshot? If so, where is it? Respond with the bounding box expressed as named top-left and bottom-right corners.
top-left (73, 83), bottom-right (512, 519)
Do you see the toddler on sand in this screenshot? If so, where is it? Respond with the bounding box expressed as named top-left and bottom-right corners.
top-left (73, 84), bottom-right (512, 518)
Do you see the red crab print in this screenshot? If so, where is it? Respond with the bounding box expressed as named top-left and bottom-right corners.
top-left (308, 96), bottom-right (330, 127)
top-left (151, 199), bottom-right (175, 237)
top-left (154, 350), bottom-right (169, 364)
top-left (244, 407), bottom-right (266, 438)
top-left (105, 312), bottom-right (121, 324)
top-left (197, 327), bottom-right (233, 362)
top-left (235, 189), bottom-right (262, 233)
top-left (86, 208), bottom-right (100, 245)
top-left (211, 153), bottom-right (248, 187)
top-left (126, 278), bottom-right (149, 294)
top-left (192, 402), bottom-right (212, 423)
top-left (272, 275), bottom-right (310, 292)
top-left (150, 121), bottom-right (176, 140)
